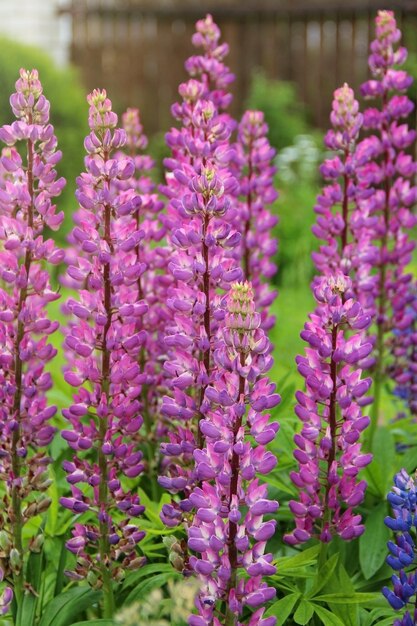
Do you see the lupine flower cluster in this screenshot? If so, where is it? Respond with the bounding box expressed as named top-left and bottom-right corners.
top-left (312, 83), bottom-right (364, 279)
top-left (390, 281), bottom-right (417, 418)
top-left (383, 469), bottom-right (417, 626)
top-left (287, 9), bottom-right (417, 552)
top-left (285, 274), bottom-right (373, 544)
top-left (153, 16), bottom-right (282, 626)
top-left (232, 111), bottom-right (278, 331)
top-left (288, 86), bottom-right (365, 546)
top-left (288, 82), bottom-right (376, 545)
top-left (311, 82), bottom-right (379, 315)
top-left (0, 69), bottom-right (64, 611)
top-left (118, 108), bottom-right (168, 441)
top-left (60, 90), bottom-right (146, 614)
top-left (185, 13), bottom-right (234, 113)
top-left (158, 14), bottom-right (242, 527)
top-left (186, 282), bottom-right (280, 626)
top-left (359, 10), bottom-right (417, 421)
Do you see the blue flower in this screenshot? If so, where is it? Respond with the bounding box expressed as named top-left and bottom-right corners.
top-left (384, 470), bottom-right (417, 624)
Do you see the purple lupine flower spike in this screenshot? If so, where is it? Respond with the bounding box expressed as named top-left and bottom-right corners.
top-left (390, 281), bottom-right (417, 418)
top-left (159, 15), bottom-right (241, 526)
top-left (61, 90), bottom-right (146, 616)
top-left (383, 469), bottom-right (417, 625)
top-left (311, 83), bottom-right (378, 401)
top-left (187, 282), bottom-right (280, 626)
top-left (232, 111), bottom-right (278, 331)
top-left (0, 68), bottom-right (65, 609)
top-left (359, 10), bottom-right (417, 431)
top-left (118, 107), bottom-right (167, 442)
top-left (313, 84), bottom-right (368, 280)
top-left (186, 13), bottom-right (235, 113)
top-left (285, 274), bottom-right (373, 545)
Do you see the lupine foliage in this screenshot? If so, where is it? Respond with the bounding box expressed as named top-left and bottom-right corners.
top-left (0, 9), bottom-right (415, 626)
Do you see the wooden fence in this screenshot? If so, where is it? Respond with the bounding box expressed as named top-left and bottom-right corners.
top-left (60, 0), bottom-right (417, 134)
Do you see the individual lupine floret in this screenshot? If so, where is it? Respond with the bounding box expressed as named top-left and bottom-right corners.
top-left (0, 68), bottom-right (65, 613)
top-left (61, 90), bottom-right (146, 617)
top-left (359, 10), bottom-right (417, 431)
top-left (186, 282), bottom-right (280, 626)
top-left (383, 469), bottom-right (417, 625)
top-left (232, 111), bottom-right (278, 331)
top-left (285, 274), bottom-right (373, 545)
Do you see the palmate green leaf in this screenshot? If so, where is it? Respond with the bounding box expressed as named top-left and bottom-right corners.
top-left (371, 619), bottom-right (399, 626)
top-left (324, 560), bottom-right (357, 626)
top-left (311, 604), bottom-right (345, 626)
top-left (138, 488), bottom-right (171, 527)
top-left (359, 502), bottom-right (390, 580)
top-left (307, 553), bottom-right (338, 598)
top-left (263, 472), bottom-right (297, 496)
top-left (265, 592), bottom-right (300, 621)
top-left (124, 572), bottom-right (181, 604)
top-left (136, 528), bottom-right (172, 557)
top-left (48, 508), bottom-right (79, 537)
top-left (274, 545), bottom-right (320, 575)
top-left (138, 520), bottom-right (178, 536)
top-left (293, 599), bottom-right (314, 625)
top-left (314, 592), bottom-right (380, 604)
top-left (121, 563), bottom-right (176, 591)
top-left (366, 607), bottom-right (400, 626)
top-left (273, 415), bottom-right (298, 459)
top-left (38, 587), bottom-right (101, 626)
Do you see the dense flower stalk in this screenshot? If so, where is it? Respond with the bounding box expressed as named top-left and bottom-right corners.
top-left (185, 14), bottom-right (235, 114)
top-left (285, 274), bottom-right (373, 545)
top-left (118, 108), bottom-right (167, 467)
top-left (0, 68), bottom-right (64, 614)
top-left (360, 10), bottom-right (417, 432)
top-left (232, 111), bottom-right (278, 331)
top-left (383, 469), bottom-right (417, 625)
top-left (186, 282), bottom-right (280, 626)
top-left (61, 90), bottom-right (146, 616)
top-left (159, 15), bottom-right (241, 526)
top-left (313, 83), bottom-right (362, 272)
top-left (312, 83), bottom-right (378, 306)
